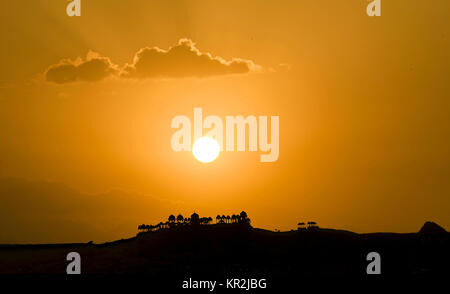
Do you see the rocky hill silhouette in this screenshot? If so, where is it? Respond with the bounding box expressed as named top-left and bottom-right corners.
top-left (419, 221), bottom-right (447, 235)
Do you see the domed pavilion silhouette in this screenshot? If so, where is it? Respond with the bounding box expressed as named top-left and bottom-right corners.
top-left (190, 212), bottom-right (200, 225)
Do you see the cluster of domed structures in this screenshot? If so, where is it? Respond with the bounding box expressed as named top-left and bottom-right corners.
top-left (138, 211), bottom-right (250, 233)
top-left (215, 211), bottom-right (249, 224)
top-left (297, 221), bottom-right (319, 230)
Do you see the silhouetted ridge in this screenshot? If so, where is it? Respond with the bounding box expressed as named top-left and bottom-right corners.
top-left (418, 221), bottom-right (447, 234)
top-left (1, 219), bottom-right (450, 276)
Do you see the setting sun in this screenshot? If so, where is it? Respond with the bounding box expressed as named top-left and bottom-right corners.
top-left (192, 137), bottom-right (220, 163)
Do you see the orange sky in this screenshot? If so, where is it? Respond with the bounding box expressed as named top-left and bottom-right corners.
top-left (0, 1), bottom-right (449, 243)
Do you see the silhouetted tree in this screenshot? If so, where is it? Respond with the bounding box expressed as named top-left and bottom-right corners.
top-left (168, 214), bottom-right (176, 223)
top-left (177, 214), bottom-right (184, 223)
top-left (216, 215), bottom-right (221, 223)
top-left (200, 217), bottom-right (213, 225)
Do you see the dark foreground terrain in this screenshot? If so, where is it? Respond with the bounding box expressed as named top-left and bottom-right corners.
top-left (0, 222), bottom-right (448, 287)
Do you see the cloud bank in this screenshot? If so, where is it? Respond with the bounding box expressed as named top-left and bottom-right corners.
top-left (0, 178), bottom-right (171, 243)
top-left (45, 39), bottom-right (260, 84)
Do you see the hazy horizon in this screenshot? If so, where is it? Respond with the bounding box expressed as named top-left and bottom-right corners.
top-left (0, 177), bottom-right (446, 244)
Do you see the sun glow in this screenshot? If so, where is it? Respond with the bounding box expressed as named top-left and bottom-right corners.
top-left (192, 137), bottom-right (220, 163)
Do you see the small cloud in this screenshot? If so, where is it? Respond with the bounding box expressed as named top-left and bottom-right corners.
top-left (277, 63), bottom-right (292, 72)
top-left (45, 51), bottom-right (118, 84)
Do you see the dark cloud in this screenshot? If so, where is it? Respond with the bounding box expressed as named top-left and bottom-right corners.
top-left (45, 52), bottom-right (118, 84)
top-left (45, 39), bottom-right (260, 84)
top-left (0, 178), bottom-right (171, 243)
top-left (122, 38), bottom-right (259, 79)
